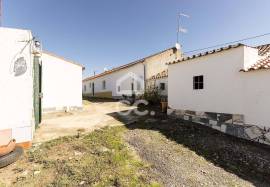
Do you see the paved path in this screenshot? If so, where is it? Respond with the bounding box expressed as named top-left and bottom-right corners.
top-left (34, 101), bottom-right (135, 143)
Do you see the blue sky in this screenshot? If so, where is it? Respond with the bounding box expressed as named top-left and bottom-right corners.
top-left (3, 0), bottom-right (270, 77)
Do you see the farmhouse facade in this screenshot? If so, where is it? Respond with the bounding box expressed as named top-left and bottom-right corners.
top-left (168, 43), bottom-right (270, 145)
top-left (83, 47), bottom-right (182, 99)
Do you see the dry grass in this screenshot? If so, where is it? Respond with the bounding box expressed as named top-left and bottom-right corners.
top-left (0, 126), bottom-right (160, 187)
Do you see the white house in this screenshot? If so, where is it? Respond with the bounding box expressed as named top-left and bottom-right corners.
top-left (41, 51), bottom-right (84, 112)
top-left (83, 47), bottom-right (181, 99)
top-left (0, 27), bottom-right (84, 148)
top-left (167, 43), bottom-right (270, 145)
top-left (0, 27), bottom-right (40, 148)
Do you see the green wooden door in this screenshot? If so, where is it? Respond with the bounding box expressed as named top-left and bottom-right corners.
top-left (33, 56), bottom-right (42, 128)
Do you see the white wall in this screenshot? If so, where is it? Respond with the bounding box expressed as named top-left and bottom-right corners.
top-left (242, 69), bottom-right (270, 126)
top-left (0, 28), bottom-right (34, 143)
top-left (83, 63), bottom-right (144, 97)
top-left (169, 46), bottom-right (245, 114)
top-left (169, 45), bottom-right (270, 128)
top-left (42, 53), bottom-right (83, 110)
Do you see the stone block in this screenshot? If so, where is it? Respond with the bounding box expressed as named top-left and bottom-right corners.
top-left (209, 120), bottom-right (217, 126)
top-left (184, 115), bottom-right (190, 121)
top-left (221, 124), bottom-right (227, 133)
top-left (244, 126), bottom-right (263, 140)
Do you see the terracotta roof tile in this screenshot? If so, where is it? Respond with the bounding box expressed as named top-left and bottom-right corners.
top-left (83, 47), bottom-right (176, 82)
top-left (241, 55), bottom-right (270, 72)
top-left (257, 44), bottom-right (270, 56)
top-left (147, 70), bottom-right (168, 81)
top-left (167, 43), bottom-right (243, 65)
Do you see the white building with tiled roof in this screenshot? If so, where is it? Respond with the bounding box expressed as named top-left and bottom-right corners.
top-left (168, 43), bottom-right (270, 145)
top-left (83, 47), bottom-right (182, 99)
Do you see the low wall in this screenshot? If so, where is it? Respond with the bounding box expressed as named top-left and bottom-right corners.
top-left (167, 109), bottom-right (270, 145)
top-left (43, 106), bottom-right (83, 113)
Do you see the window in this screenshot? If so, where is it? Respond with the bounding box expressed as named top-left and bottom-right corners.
top-left (118, 86), bottom-right (121, 92)
top-left (84, 85), bottom-right (86, 92)
top-left (193, 75), bottom-right (204, 90)
top-left (131, 82), bottom-right (134, 91)
top-left (102, 80), bottom-right (106, 90)
top-left (89, 83), bottom-right (91, 88)
top-left (160, 83), bottom-right (165, 90)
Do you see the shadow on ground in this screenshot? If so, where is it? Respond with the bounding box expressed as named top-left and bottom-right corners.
top-left (109, 105), bottom-right (270, 186)
top-left (83, 97), bottom-right (118, 103)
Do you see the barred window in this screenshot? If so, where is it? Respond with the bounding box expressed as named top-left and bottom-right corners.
top-left (193, 75), bottom-right (204, 90)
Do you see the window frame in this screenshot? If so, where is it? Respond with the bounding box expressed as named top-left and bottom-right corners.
top-left (193, 75), bottom-right (204, 90)
top-left (160, 83), bottom-right (165, 90)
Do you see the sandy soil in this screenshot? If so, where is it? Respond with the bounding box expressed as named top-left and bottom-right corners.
top-left (34, 100), bottom-right (135, 143)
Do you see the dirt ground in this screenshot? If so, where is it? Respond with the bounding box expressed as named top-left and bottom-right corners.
top-left (112, 105), bottom-right (270, 187)
top-left (34, 99), bottom-right (135, 143)
top-left (1, 99), bottom-right (270, 186)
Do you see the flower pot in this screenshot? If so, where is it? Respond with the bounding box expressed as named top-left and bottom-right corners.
top-left (0, 129), bottom-right (12, 146)
top-left (161, 101), bottom-right (168, 113)
top-left (0, 139), bottom-right (16, 157)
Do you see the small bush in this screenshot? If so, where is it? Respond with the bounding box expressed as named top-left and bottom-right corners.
top-left (143, 86), bottom-right (161, 105)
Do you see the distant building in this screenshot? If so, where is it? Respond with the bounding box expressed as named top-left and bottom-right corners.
top-left (83, 47), bottom-right (182, 99)
top-left (42, 51), bottom-right (84, 112)
top-left (168, 43), bottom-right (270, 145)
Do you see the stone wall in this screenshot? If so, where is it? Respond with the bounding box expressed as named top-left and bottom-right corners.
top-left (167, 109), bottom-right (270, 145)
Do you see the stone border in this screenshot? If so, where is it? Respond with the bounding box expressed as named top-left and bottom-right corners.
top-left (167, 109), bottom-right (270, 145)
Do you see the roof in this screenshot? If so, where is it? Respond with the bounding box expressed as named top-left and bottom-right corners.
top-left (43, 51), bottom-right (85, 70)
top-left (167, 43), bottom-right (243, 65)
top-left (241, 54), bottom-right (270, 72)
top-left (257, 44), bottom-right (270, 56)
top-left (240, 44), bottom-right (270, 72)
top-left (147, 70), bottom-right (168, 81)
top-left (83, 47), bottom-right (176, 82)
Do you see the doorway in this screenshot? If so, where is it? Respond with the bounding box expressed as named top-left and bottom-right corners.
top-left (92, 82), bottom-right (95, 96)
top-left (33, 56), bottom-right (42, 128)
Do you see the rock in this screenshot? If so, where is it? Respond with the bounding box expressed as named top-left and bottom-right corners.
top-left (34, 170), bottom-right (41, 175)
top-left (74, 151), bottom-right (83, 156)
top-left (79, 181), bottom-right (86, 185)
top-left (22, 170), bottom-right (29, 176)
top-left (98, 146), bottom-right (109, 153)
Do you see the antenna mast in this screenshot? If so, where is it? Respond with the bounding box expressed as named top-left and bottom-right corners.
top-left (0, 0), bottom-right (2, 27)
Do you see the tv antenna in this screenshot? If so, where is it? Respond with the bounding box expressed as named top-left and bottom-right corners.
top-left (176, 13), bottom-right (189, 49)
top-left (0, 0), bottom-right (2, 27)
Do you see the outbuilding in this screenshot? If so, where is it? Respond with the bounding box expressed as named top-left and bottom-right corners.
top-left (0, 27), bottom-right (84, 148)
top-left (168, 43), bottom-right (270, 145)
top-left (41, 51), bottom-right (84, 112)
